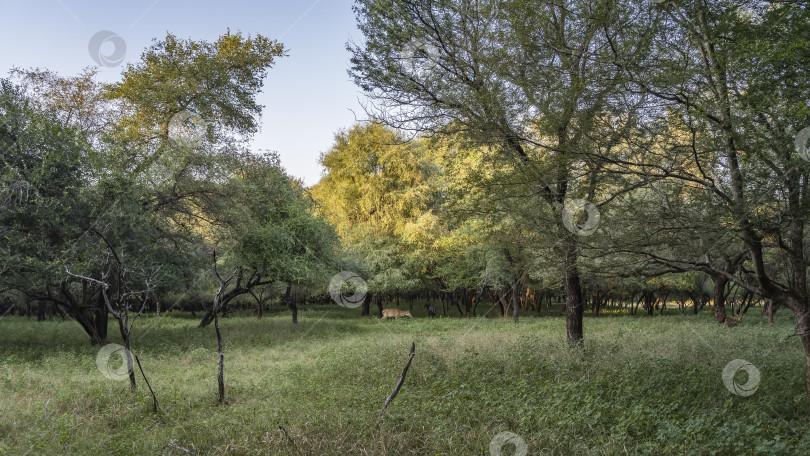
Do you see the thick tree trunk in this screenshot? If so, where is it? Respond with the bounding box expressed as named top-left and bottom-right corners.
top-left (199, 307), bottom-right (216, 328)
top-left (74, 312), bottom-right (103, 345)
top-left (360, 293), bottom-right (371, 316)
top-left (764, 299), bottom-right (776, 325)
top-left (712, 275), bottom-right (728, 323)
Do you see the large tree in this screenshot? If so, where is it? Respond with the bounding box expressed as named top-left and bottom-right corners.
top-left (348, 0), bottom-right (647, 345)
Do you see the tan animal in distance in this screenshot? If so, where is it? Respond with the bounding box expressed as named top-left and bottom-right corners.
top-left (382, 309), bottom-right (412, 319)
top-left (723, 315), bottom-right (742, 328)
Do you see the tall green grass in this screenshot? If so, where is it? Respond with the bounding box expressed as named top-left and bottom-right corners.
top-left (0, 307), bottom-right (807, 455)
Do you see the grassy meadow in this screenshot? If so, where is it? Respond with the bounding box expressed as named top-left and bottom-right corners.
top-left (1, 305), bottom-right (809, 455)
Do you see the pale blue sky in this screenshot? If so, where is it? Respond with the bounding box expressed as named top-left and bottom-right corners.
top-left (0, 0), bottom-right (365, 186)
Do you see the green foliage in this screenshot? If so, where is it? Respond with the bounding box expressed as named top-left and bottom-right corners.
top-left (312, 123), bottom-right (439, 296)
top-left (0, 79), bottom-right (91, 294)
top-left (108, 30), bottom-right (285, 145)
top-left (213, 153), bottom-right (338, 288)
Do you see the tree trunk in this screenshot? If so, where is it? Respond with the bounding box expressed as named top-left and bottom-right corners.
top-left (711, 275), bottom-right (728, 323)
top-left (796, 309), bottom-right (810, 413)
top-left (285, 284), bottom-right (297, 324)
top-left (120, 323), bottom-right (137, 391)
top-left (764, 299), bottom-right (776, 325)
top-left (361, 293), bottom-right (371, 316)
top-left (215, 308), bottom-right (225, 403)
top-left (564, 266), bottom-right (584, 346)
top-left (199, 307), bottom-right (216, 328)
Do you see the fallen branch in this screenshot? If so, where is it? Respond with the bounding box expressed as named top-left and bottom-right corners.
top-left (278, 424), bottom-right (294, 444)
top-left (380, 342), bottom-right (415, 415)
top-left (165, 440), bottom-right (193, 454)
top-left (135, 354), bottom-right (159, 413)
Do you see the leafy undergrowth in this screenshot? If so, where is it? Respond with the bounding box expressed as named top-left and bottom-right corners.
top-left (0, 307), bottom-right (808, 455)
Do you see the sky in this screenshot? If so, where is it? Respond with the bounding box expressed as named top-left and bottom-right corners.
top-left (0, 0), bottom-right (365, 186)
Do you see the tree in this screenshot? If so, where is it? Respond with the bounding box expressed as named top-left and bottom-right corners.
top-left (198, 153), bottom-right (337, 327)
top-left (0, 80), bottom-right (113, 343)
top-left (312, 123), bottom-right (437, 315)
top-left (349, 0), bottom-right (646, 345)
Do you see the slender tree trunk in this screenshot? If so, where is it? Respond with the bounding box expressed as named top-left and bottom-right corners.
top-left (285, 284), bottom-right (297, 324)
top-left (794, 308), bottom-right (810, 413)
top-left (564, 265), bottom-right (584, 346)
top-left (114, 315), bottom-right (137, 391)
top-left (361, 293), bottom-right (371, 316)
top-left (214, 308), bottom-right (225, 403)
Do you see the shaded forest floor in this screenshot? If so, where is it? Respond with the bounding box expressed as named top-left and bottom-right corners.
top-left (1, 307), bottom-right (808, 455)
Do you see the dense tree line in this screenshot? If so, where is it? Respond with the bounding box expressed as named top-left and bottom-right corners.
top-left (345, 0), bottom-right (810, 408)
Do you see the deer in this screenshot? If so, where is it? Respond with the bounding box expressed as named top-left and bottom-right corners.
top-left (381, 309), bottom-right (413, 319)
top-left (723, 299), bottom-right (744, 327)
